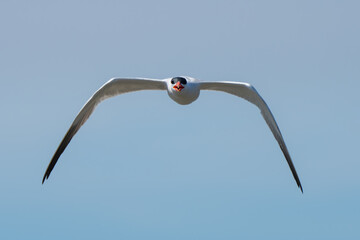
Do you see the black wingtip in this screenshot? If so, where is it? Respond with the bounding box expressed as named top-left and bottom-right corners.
top-left (41, 124), bottom-right (79, 185)
top-left (42, 171), bottom-right (50, 184)
top-left (42, 175), bottom-right (47, 184)
top-left (299, 184), bottom-right (303, 194)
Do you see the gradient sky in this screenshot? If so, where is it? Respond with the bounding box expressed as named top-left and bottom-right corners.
top-left (1, 0), bottom-right (360, 239)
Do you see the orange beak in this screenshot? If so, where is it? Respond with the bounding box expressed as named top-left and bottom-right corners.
top-left (173, 81), bottom-right (184, 92)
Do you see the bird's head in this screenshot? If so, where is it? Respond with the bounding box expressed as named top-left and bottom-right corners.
top-left (171, 77), bottom-right (187, 92)
top-left (167, 76), bottom-right (200, 105)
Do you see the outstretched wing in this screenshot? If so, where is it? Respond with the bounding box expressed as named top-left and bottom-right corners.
top-left (200, 81), bottom-right (303, 192)
top-left (42, 78), bottom-right (166, 183)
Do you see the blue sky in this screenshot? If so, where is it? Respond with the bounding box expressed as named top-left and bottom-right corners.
top-left (1, 0), bottom-right (360, 239)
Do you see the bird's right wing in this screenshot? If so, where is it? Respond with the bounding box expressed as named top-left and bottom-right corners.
top-left (42, 78), bottom-right (166, 183)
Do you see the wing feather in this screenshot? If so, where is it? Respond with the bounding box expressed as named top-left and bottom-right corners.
top-left (200, 81), bottom-right (303, 192)
top-left (42, 78), bottom-right (166, 183)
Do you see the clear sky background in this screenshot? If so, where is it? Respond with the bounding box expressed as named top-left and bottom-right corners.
top-left (1, 0), bottom-right (359, 239)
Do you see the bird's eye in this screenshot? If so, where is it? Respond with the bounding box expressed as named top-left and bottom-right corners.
top-left (171, 79), bottom-right (175, 84)
top-left (180, 79), bottom-right (187, 85)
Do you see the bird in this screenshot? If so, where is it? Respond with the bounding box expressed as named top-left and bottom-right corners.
top-left (42, 76), bottom-right (303, 192)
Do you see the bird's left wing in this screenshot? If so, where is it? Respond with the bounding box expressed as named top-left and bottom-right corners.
top-left (200, 81), bottom-right (303, 192)
top-left (42, 78), bottom-right (166, 183)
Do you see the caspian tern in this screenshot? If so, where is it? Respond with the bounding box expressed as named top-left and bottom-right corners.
top-left (42, 76), bottom-right (303, 192)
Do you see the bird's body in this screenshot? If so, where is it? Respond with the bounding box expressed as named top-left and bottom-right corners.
top-left (42, 76), bottom-right (303, 192)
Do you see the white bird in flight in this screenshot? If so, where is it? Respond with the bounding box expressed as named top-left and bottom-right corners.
top-left (42, 76), bottom-right (303, 192)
